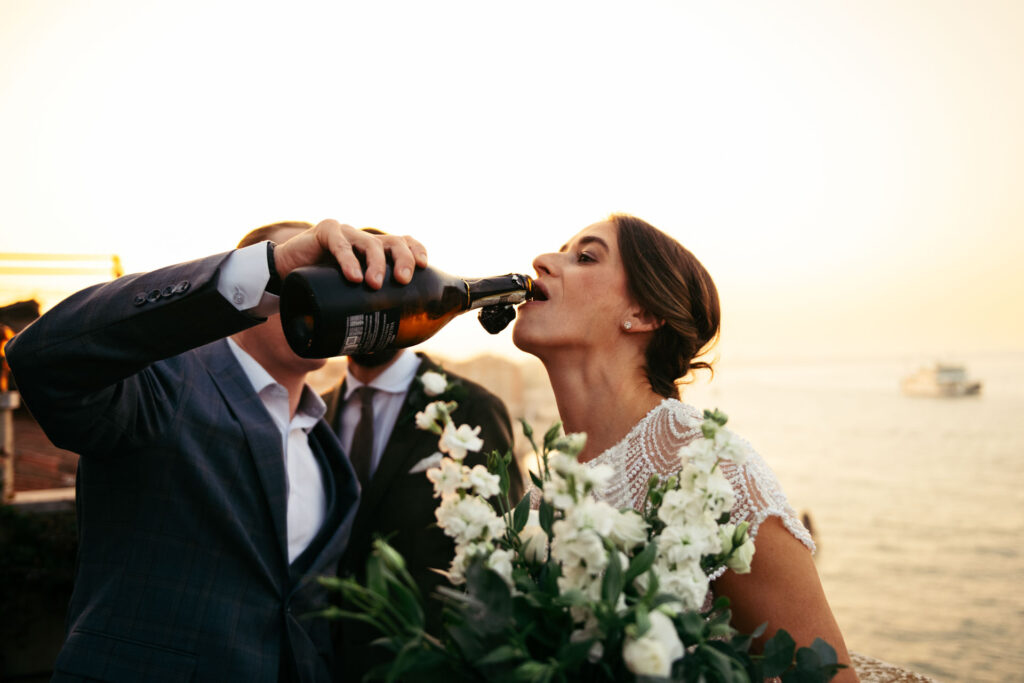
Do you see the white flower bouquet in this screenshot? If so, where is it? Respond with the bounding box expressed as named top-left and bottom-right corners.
top-left (320, 403), bottom-right (845, 682)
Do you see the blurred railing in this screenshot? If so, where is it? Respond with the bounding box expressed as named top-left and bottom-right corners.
top-left (0, 252), bottom-right (123, 278)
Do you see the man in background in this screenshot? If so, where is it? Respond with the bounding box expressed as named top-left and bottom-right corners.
top-left (6, 219), bottom-right (426, 683)
top-left (324, 347), bottom-right (524, 681)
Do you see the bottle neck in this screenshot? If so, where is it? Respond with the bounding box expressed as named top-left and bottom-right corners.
top-left (465, 273), bottom-right (534, 311)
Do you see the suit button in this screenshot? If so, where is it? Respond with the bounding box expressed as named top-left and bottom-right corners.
top-left (146, 289), bottom-right (161, 303)
top-left (133, 293), bottom-right (147, 306)
top-left (173, 280), bottom-right (191, 294)
top-left (162, 285), bottom-right (175, 297)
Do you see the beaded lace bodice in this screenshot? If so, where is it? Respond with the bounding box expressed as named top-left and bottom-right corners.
top-left (584, 399), bottom-right (814, 564)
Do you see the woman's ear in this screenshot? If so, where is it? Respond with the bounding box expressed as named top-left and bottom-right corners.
top-left (624, 308), bottom-right (663, 333)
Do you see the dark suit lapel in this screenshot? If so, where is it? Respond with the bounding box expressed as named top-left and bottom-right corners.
top-left (356, 355), bottom-right (440, 520)
top-left (196, 340), bottom-right (290, 565)
top-left (291, 422), bottom-right (360, 579)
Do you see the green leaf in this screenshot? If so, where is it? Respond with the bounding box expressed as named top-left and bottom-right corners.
top-left (365, 554), bottom-right (387, 596)
top-left (700, 642), bottom-right (741, 682)
top-left (601, 543), bottom-right (624, 604)
top-left (477, 644), bottom-right (522, 665)
top-left (513, 660), bottom-right (555, 683)
top-left (677, 610), bottom-right (705, 641)
top-left (542, 421), bottom-right (563, 450)
top-left (557, 638), bottom-right (597, 670)
top-left (784, 646), bottom-right (830, 683)
top-left (624, 541), bottom-right (657, 584)
top-left (633, 602), bottom-right (651, 637)
top-left (519, 417), bottom-right (535, 441)
top-left (809, 638), bottom-right (838, 667)
top-left (538, 500), bottom-right (555, 537)
top-left (513, 492), bottom-right (531, 533)
top-left (529, 471), bottom-right (544, 490)
top-left (762, 629), bottom-right (796, 677)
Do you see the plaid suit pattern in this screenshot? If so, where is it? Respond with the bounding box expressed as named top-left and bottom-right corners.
top-left (6, 252), bottom-right (359, 683)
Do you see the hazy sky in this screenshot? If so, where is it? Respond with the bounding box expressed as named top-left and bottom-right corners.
top-left (2, 0), bottom-right (1022, 361)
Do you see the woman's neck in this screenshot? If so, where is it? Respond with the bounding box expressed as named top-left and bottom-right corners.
top-left (538, 347), bottom-right (664, 463)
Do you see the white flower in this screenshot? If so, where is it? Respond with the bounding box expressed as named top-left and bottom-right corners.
top-left (420, 370), bottom-right (448, 396)
top-left (658, 487), bottom-right (704, 529)
top-left (571, 498), bottom-right (620, 537)
top-left (622, 611), bottom-right (684, 677)
top-left (550, 521), bottom-right (607, 573)
top-left (551, 432), bottom-right (587, 456)
top-left (583, 463), bottom-right (615, 492)
top-left (439, 422), bottom-right (484, 460)
top-left (435, 495), bottom-right (503, 544)
top-left (570, 617), bottom-right (605, 663)
top-left (542, 477), bottom-right (578, 510)
top-left (414, 401), bottom-right (446, 432)
top-left (548, 450), bottom-right (583, 478)
top-left (448, 541), bottom-right (490, 584)
top-left (702, 469), bottom-right (736, 518)
top-left (466, 464), bottom-right (501, 499)
top-left (426, 458), bottom-right (465, 498)
top-left (609, 509), bottom-right (649, 550)
top-left (655, 560), bottom-right (710, 611)
top-left (486, 547), bottom-right (515, 587)
top-left (409, 451), bottom-right (443, 474)
top-left (713, 428), bottom-right (749, 466)
top-left (725, 532), bottom-right (755, 574)
top-left (519, 509), bottom-right (549, 563)
top-left (678, 437), bottom-right (719, 472)
top-left (520, 525), bottom-right (549, 564)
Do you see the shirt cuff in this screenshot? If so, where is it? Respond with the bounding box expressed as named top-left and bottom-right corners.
top-left (218, 241), bottom-right (280, 315)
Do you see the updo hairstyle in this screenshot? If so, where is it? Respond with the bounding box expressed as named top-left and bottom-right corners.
top-left (612, 214), bottom-right (721, 397)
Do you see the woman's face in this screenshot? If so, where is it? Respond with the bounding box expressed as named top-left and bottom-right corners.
top-left (513, 220), bottom-right (634, 355)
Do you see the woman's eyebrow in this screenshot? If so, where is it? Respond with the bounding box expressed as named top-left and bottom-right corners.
top-left (559, 235), bottom-right (609, 253)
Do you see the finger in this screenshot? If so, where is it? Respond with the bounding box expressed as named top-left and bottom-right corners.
top-left (353, 231), bottom-right (387, 289)
top-left (403, 235), bottom-right (429, 269)
top-left (381, 236), bottom-right (419, 284)
top-left (319, 220), bottom-right (364, 284)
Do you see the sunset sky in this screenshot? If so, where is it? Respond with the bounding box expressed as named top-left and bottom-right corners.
top-left (2, 0), bottom-right (1022, 361)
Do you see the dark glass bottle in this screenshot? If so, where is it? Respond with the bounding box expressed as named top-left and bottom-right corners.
top-left (279, 264), bottom-right (535, 358)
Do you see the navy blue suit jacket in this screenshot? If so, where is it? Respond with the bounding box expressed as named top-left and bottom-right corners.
top-left (6, 251), bottom-right (359, 682)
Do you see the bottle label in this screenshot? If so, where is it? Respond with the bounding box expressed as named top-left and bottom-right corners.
top-left (468, 291), bottom-right (528, 310)
top-left (340, 309), bottom-right (400, 354)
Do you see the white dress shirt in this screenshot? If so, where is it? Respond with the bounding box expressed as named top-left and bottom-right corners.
top-left (338, 350), bottom-right (421, 480)
top-left (227, 338), bottom-right (328, 564)
top-left (218, 243), bottom-right (328, 564)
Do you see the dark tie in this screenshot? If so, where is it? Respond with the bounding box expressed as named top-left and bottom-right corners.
top-left (349, 386), bottom-right (376, 488)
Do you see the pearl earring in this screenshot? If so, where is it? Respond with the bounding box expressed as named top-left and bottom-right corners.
top-left (623, 321), bottom-right (633, 330)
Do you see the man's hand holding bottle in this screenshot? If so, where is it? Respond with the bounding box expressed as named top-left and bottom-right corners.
top-left (273, 219), bottom-right (429, 289)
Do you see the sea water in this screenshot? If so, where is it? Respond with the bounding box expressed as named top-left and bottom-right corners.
top-left (684, 352), bottom-right (1024, 682)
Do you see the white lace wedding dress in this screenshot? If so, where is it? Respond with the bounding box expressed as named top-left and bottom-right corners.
top-left (586, 398), bottom-right (814, 567)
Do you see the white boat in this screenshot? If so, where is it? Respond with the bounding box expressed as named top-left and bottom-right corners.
top-left (901, 363), bottom-right (982, 398)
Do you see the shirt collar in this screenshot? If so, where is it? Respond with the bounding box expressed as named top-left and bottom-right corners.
top-left (226, 337), bottom-right (326, 423)
top-left (343, 349), bottom-right (421, 399)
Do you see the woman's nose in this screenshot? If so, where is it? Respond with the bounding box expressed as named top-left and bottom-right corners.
top-left (532, 252), bottom-right (557, 276)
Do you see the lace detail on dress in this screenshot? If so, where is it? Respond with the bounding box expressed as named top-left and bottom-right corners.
top-left (583, 399), bottom-right (815, 571)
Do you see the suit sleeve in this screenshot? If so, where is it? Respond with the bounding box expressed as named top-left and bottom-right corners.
top-left (5, 251), bottom-right (264, 456)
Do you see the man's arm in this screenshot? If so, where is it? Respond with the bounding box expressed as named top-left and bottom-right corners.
top-left (6, 219), bottom-right (427, 452)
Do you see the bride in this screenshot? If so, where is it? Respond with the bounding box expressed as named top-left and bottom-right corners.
top-left (512, 214), bottom-right (859, 682)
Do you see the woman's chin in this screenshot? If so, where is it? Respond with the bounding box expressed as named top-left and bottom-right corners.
top-left (511, 321), bottom-right (543, 355)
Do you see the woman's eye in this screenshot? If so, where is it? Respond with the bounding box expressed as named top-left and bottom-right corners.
top-left (577, 251), bottom-right (595, 263)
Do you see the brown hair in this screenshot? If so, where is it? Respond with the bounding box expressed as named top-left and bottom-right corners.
top-left (236, 221), bottom-right (313, 249)
top-left (612, 214), bottom-right (720, 397)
